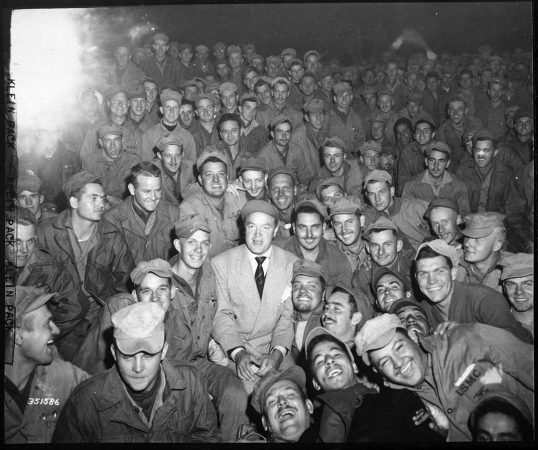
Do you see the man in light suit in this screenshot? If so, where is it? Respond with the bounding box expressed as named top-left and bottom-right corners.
top-left (212, 200), bottom-right (299, 394)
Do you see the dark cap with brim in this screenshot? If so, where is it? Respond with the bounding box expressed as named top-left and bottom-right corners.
top-left (250, 366), bottom-right (306, 414)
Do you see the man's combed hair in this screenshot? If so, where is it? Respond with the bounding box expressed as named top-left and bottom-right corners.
top-left (306, 333), bottom-right (350, 371)
top-left (292, 204), bottom-right (324, 225)
top-left (415, 245), bottom-right (453, 270)
top-left (217, 113), bottom-right (241, 131)
top-left (414, 119), bottom-right (436, 133)
top-left (6, 207), bottom-right (37, 228)
top-left (130, 161), bottom-right (161, 186)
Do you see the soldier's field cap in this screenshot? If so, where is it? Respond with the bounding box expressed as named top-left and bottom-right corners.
top-left (513, 108), bottom-right (533, 122)
top-left (251, 366), bottom-right (306, 414)
top-left (461, 212), bottom-right (506, 238)
top-left (241, 199), bottom-right (279, 222)
top-left (504, 105), bottom-right (521, 116)
top-left (318, 66), bottom-right (334, 79)
top-left (195, 44), bottom-right (209, 53)
top-left (238, 156), bottom-right (268, 175)
top-left (215, 58), bottom-right (229, 68)
top-left (160, 88), bottom-right (182, 105)
top-left (239, 92), bottom-right (258, 104)
top-left (98, 123), bottom-right (123, 139)
top-left (131, 258), bottom-right (173, 285)
top-left (156, 134), bottom-right (184, 152)
top-left (425, 70), bottom-right (440, 80)
top-left (328, 196), bottom-right (362, 217)
top-left (423, 197), bottom-right (459, 220)
top-left (333, 81), bottom-right (352, 95)
top-left (363, 215), bottom-right (399, 240)
top-left (112, 302), bottom-right (166, 355)
top-left (267, 166), bottom-right (297, 185)
top-left (303, 49), bottom-right (320, 60)
top-left (296, 198), bottom-right (327, 220)
top-left (426, 140), bottom-right (452, 156)
top-left (63, 171), bottom-right (101, 199)
top-left (219, 81), bottom-right (237, 95)
top-left (372, 266), bottom-right (411, 292)
top-left (126, 86), bottom-right (146, 100)
top-left (175, 214), bottom-right (211, 238)
top-left (324, 283), bottom-right (373, 329)
top-left (16, 286), bottom-right (58, 317)
top-left (213, 42), bottom-right (226, 52)
top-left (292, 259), bottom-right (326, 283)
top-left (315, 177), bottom-right (344, 201)
top-left (388, 298), bottom-right (426, 316)
top-left (195, 92), bottom-right (216, 107)
top-left (152, 32), bottom-right (169, 44)
top-left (359, 140), bottom-right (382, 155)
top-left (196, 147), bottom-right (229, 170)
top-left (281, 47), bottom-right (297, 58)
top-left (377, 89), bottom-right (393, 98)
top-left (266, 55), bottom-right (282, 66)
top-left (364, 169), bottom-right (392, 185)
top-left (499, 253), bottom-right (534, 280)
top-left (303, 98), bottom-right (325, 113)
top-left (354, 313), bottom-right (405, 365)
top-left (269, 114), bottom-right (292, 130)
top-left (323, 136), bottom-right (347, 151)
top-left (17, 172), bottom-right (42, 194)
top-left (415, 239), bottom-right (461, 267)
top-left (407, 91), bottom-right (423, 103)
top-left (359, 85), bottom-right (377, 96)
top-left (270, 76), bottom-right (289, 87)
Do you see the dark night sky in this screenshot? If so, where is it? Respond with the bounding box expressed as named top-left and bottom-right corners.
top-left (78, 2), bottom-right (533, 63)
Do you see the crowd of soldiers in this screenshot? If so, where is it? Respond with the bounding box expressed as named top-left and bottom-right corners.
top-left (5, 29), bottom-right (534, 443)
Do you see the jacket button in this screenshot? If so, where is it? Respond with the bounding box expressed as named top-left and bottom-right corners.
top-left (447, 408), bottom-right (453, 414)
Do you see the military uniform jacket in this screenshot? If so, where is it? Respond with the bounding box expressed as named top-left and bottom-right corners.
top-left (435, 116), bottom-right (483, 169)
top-left (179, 189), bottom-right (246, 257)
top-left (37, 211), bottom-right (135, 306)
top-left (274, 236), bottom-right (353, 286)
top-left (328, 108), bottom-right (366, 154)
top-left (52, 361), bottom-right (220, 443)
top-left (406, 324), bottom-right (534, 441)
top-left (385, 196), bottom-right (431, 251)
top-left (212, 244), bottom-right (299, 357)
top-left (14, 248), bottom-right (89, 338)
top-left (141, 121), bottom-right (197, 180)
top-left (80, 118), bottom-right (143, 163)
top-left (82, 150), bottom-right (141, 199)
top-left (422, 281), bottom-right (534, 344)
top-left (140, 56), bottom-right (182, 91)
top-left (505, 161), bottom-right (534, 253)
top-left (101, 61), bottom-right (147, 93)
top-left (455, 158), bottom-right (512, 213)
top-left (402, 170), bottom-right (472, 216)
top-left (103, 196), bottom-right (180, 264)
top-left (257, 140), bottom-right (314, 188)
top-left (4, 357), bottom-right (89, 443)
top-left (309, 160), bottom-right (364, 198)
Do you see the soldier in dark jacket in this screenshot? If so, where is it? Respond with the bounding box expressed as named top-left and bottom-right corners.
top-left (53, 302), bottom-right (220, 443)
top-left (455, 130), bottom-right (513, 213)
top-left (6, 208), bottom-right (89, 360)
top-left (37, 171), bottom-right (135, 324)
top-left (103, 162), bottom-right (180, 264)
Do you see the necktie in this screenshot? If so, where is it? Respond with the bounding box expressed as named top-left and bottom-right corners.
top-left (255, 256), bottom-right (266, 298)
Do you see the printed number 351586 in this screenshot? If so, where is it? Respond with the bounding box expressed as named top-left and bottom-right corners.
top-left (28, 398), bottom-right (59, 405)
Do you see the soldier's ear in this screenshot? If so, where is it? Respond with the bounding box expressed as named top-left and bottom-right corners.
top-left (456, 214), bottom-right (463, 225)
top-left (69, 196), bottom-right (78, 209)
top-left (261, 416), bottom-right (268, 431)
top-left (128, 183), bottom-right (136, 197)
top-left (306, 399), bottom-right (314, 414)
top-left (312, 378), bottom-right (321, 391)
top-left (39, 194), bottom-right (45, 206)
top-left (110, 344), bottom-right (117, 362)
top-left (173, 238), bottom-right (181, 253)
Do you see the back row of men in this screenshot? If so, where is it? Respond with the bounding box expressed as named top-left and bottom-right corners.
top-left (6, 33), bottom-right (534, 443)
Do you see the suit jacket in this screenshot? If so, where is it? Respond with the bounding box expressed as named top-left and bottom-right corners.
top-left (212, 244), bottom-right (299, 358)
